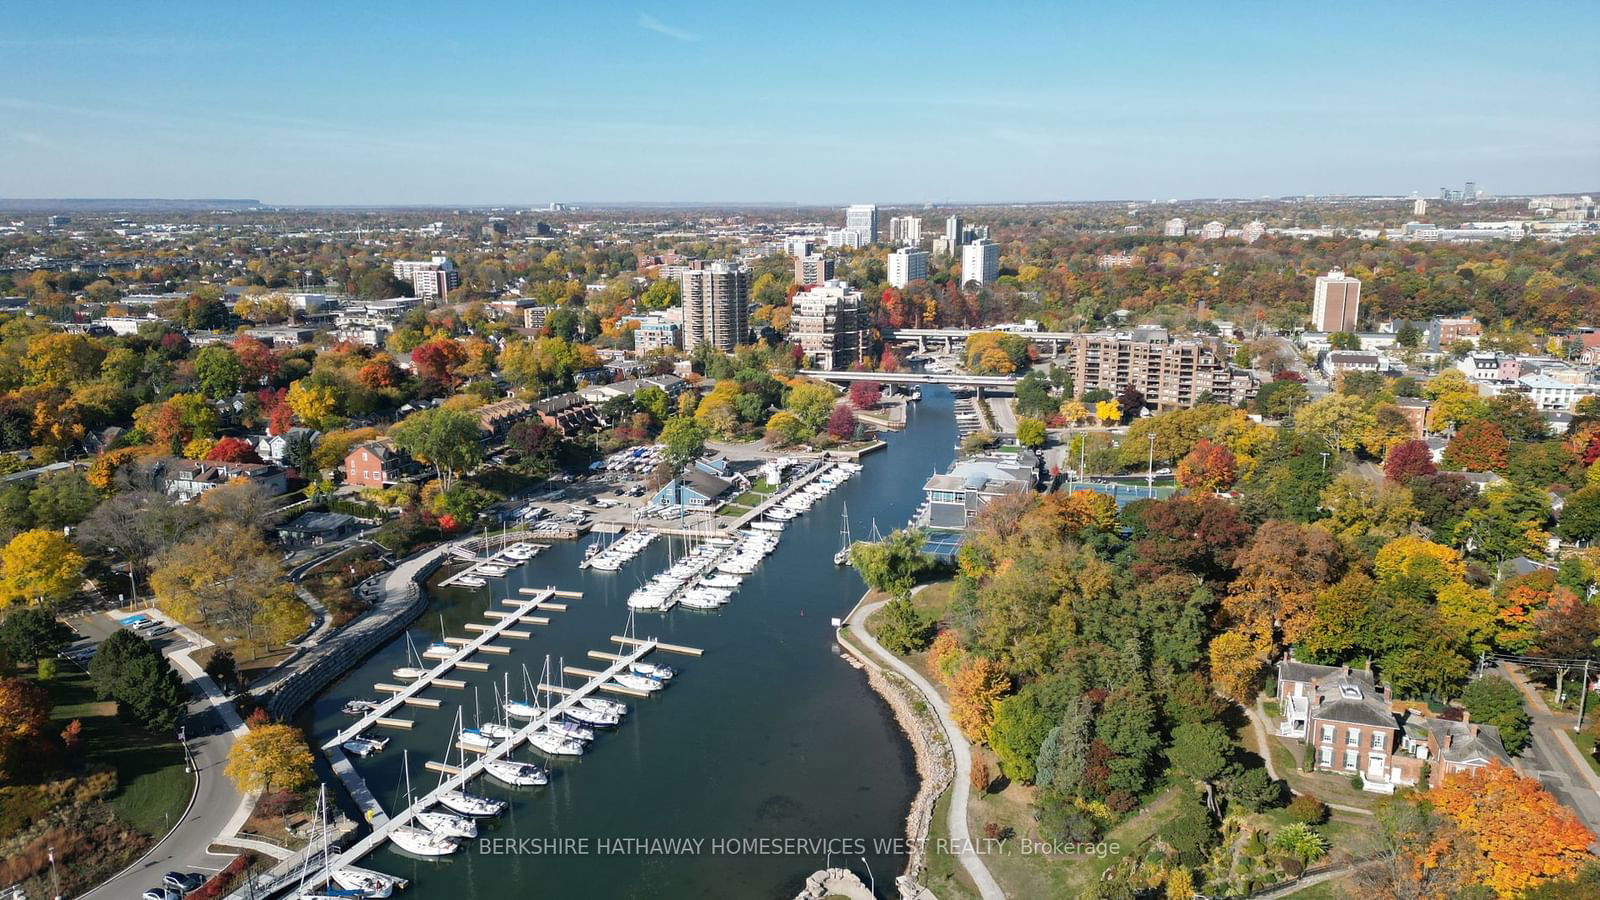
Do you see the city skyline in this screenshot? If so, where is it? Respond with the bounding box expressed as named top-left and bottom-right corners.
top-left (2, 1), bottom-right (1597, 205)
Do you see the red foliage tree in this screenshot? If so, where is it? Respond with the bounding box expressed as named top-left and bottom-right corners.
top-left (1442, 420), bottom-right (1509, 473)
top-left (1272, 370), bottom-right (1306, 383)
top-left (1383, 439), bottom-right (1437, 481)
top-left (1175, 438), bottom-right (1237, 492)
top-left (1132, 494), bottom-right (1251, 583)
top-left (357, 355), bottom-right (401, 390)
top-left (849, 380), bottom-right (882, 410)
top-left (267, 404), bottom-right (294, 437)
top-left (879, 347), bottom-right (900, 373)
top-left (205, 436), bottom-right (263, 464)
top-left (825, 404), bottom-right (857, 440)
top-left (411, 338), bottom-right (466, 387)
top-left (231, 335), bottom-right (279, 384)
top-left (0, 677), bottom-right (54, 780)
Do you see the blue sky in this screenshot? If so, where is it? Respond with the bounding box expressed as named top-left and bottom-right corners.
top-left (2, 1), bottom-right (1596, 205)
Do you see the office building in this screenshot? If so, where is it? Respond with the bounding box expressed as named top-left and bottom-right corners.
top-left (1465, 181), bottom-right (1477, 200)
top-left (887, 248), bottom-right (930, 288)
top-left (889, 216), bottom-right (922, 246)
top-left (960, 240), bottom-right (999, 287)
top-left (1055, 331), bottom-right (1255, 409)
top-left (392, 255), bottom-right (460, 299)
top-left (1164, 217), bottom-right (1186, 237)
top-left (1312, 267), bottom-right (1362, 332)
top-left (845, 204), bottom-right (878, 245)
top-left (680, 262), bottom-right (750, 352)
top-left (523, 305), bottom-right (559, 330)
top-left (789, 280), bottom-right (866, 370)
top-left (794, 254), bottom-right (835, 286)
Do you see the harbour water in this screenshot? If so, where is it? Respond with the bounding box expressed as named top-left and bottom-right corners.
top-left (306, 386), bottom-right (960, 899)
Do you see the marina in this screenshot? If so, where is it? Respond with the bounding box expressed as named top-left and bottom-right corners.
top-left (292, 386), bottom-right (960, 900)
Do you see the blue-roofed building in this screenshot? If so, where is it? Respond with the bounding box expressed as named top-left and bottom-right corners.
top-left (918, 448), bottom-right (1041, 530)
top-left (649, 468), bottom-right (736, 509)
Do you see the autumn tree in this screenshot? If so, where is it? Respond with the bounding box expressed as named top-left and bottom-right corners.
top-left (410, 337), bottom-right (467, 388)
top-left (284, 379), bottom-right (338, 431)
top-left (950, 656), bottom-right (1010, 742)
top-left (1014, 416), bottom-right (1046, 449)
top-left (225, 723), bottom-right (315, 794)
top-left (1208, 626), bottom-right (1272, 702)
top-left (389, 407), bottom-right (484, 490)
top-left (0, 529), bottom-right (84, 608)
top-left (1176, 439), bottom-right (1236, 493)
top-left (1443, 420), bottom-right (1510, 473)
top-left (204, 436), bottom-right (263, 464)
top-left (825, 403), bottom-right (857, 440)
top-left (1223, 520), bottom-right (1344, 641)
top-left (0, 676), bottom-right (53, 782)
top-left (848, 380), bottom-right (881, 409)
top-left (150, 523), bottom-right (306, 655)
top-left (1383, 439), bottom-right (1437, 481)
top-left (1429, 763), bottom-right (1592, 897)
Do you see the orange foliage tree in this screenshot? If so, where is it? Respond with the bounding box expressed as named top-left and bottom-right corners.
top-left (1175, 438), bottom-right (1237, 492)
top-left (1429, 763), bottom-right (1592, 897)
top-left (949, 656), bottom-right (1010, 743)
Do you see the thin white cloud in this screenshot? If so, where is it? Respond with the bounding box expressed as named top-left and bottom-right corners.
top-left (637, 13), bottom-right (697, 42)
top-left (10, 131), bottom-right (53, 148)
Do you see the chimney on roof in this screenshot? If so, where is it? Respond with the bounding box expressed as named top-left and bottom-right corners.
top-left (1443, 734), bottom-right (1452, 750)
top-left (1461, 709), bottom-right (1469, 724)
top-left (1469, 724), bottom-right (1479, 738)
top-left (1341, 665), bottom-right (1350, 677)
top-left (1383, 684), bottom-right (1392, 702)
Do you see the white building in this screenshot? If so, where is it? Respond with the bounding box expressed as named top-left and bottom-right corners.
top-left (289, 292), bottom-right (327, 312)
top-left (825, 228), bottom-right (865, 249)
top-left (1519, 373), bottom-right (1595, 411)
top-left (845, 204), bottom-right (878, 245)
top-left (1242, 221), bottom-right (1266, 244)
top-left (789, 280), bottom-right (866, 370)
top-left (889, 215), bottom-right (922, 246)
top-left (887, 248), bottom-right (930, 289)
top-left (1413, 198), bottom-right (1428, 216)
top-left (392, 255), bottom-right (460, 299)
top-left (960, 240), bottom-right (1000, 287)
top-left (1199, 220), bottom-right (1226, 240)
top-left (1164, 217), bottom-right (1187, 237)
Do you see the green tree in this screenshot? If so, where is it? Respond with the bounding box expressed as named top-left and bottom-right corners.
top-left (389, 407), bottom-right (484, 490)
top-left (116, 651), bottom-right (187, 733)
top-left (193, 345), bottom-right (245, 399)
top-left (88, 629), bottom-right (147, 700)
top-left (26, 471), bottom-right (99, 529)
top-left (1558, 485), bottom-right (1600, 544)
top-left (1459, 676), bottom-right (1531, 754)
top-left (1035, 696), bottom-right (1092, 798)
top-left (849, 528), bottom-right (929, 599)
top-left (875, 597), bottom-right (933, 654)
top-left (1095, 684), bottom-right (1160, 796)
top-left (1015, 417), bottom-right (1047, 449)
top-left (659, 416), bottom-right (707, 470)
top-left (0, 607), bottom-right (73, 665)
top-left (1168, 721), bottom-right (1232, 785)
top-left (990, 686), bottom-right (1054, 784)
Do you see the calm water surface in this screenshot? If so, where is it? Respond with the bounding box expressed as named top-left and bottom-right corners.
top-left (306, 387), bottom-right (958, 899)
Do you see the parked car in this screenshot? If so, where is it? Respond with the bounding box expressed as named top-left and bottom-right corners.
top-left (143, 888), bottom-right (183, 900)
top-left (144, 625), bottom-right (175, 638)
top-left (164, 871), bottom-right (206, 893)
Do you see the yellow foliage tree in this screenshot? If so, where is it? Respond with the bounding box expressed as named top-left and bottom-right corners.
top-left (1373, 535), bottom-right (1465, 593)
top-left (286, 379), bottom-right (338, 431)
top-left (949, 656), bottom-right (1010, 743)
top-left (1094, 399), bottom-right (1120, 425)
top-left (1208, 626), bottom-right (1272, 702)
top-left (1059, 399), bottom-right (1090, 425)
top-left (225, 723), bottom-right (315, 794)
top-left (0, 529), bottom-right (85, 608)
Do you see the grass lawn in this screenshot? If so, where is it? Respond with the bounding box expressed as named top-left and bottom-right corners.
top-left (921, 788), bottom-right (979, 900)
top-left (37, 667), bottom-right (193, 837)
top-left (1571, 731), bottom-right (1600, 778)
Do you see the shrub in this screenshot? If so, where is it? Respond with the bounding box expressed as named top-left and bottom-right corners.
top-left (1349, 774), bottom-right (1364, 791)
top-left (36, 657), bottom-right (57, 680)
top-left (971, 756), bottom-right (992, 793)
top-left (1287, 793), bottom-right (1328, 825)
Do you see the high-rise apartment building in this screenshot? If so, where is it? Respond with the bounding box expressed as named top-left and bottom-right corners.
top-left (845, 204), bottom-right (878, 245)
top-left (1055, 331), bottom-right (1254, 410)
top-left (944, 215), bottom-right (963, 244)
top-left (784, 237), bottom-right (815, 257)
top-left (826, 228), bottom-right (865, 249)
top-left (680, 262), bottom-right (750, 352)
top-left (789, 280), bottom-right (866, 370)
top-left (1163, 217), bottom-right (1186, 237)
top-left (960, 240), bottom-right (999, 287)
top-left (1413, 198), bottom-right (1428, 216)
top-left (794, 254), bottom-right (835, 286)
top-left (889, 216), bottom-right (922, 246)
top-left (1199, 220), bottom-right (1226, 240)
top-left (392, 255), bottom-right (460, 299)
top-left (1311, 267), bottom-right (1362, 332)
top-left (887, 248), bottom-right (929, 288)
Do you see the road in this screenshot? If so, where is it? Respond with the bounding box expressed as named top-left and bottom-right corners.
top-left (984, 397), bottom-right (1017, 435)
top-left (843, 596), bottom-right (1005, 900)
top-left (1502, 664), bottom-right (1600, 842)
top-left (71, 609), bottom-right (263, 900)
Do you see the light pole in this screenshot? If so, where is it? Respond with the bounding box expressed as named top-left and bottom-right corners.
top-left (859, 856), bottom-right (875, 897)
top-left (1146, 432), bottom-right (1156, 498)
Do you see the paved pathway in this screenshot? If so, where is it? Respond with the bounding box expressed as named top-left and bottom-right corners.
top-left (1501, 663), bottom-right (1600, 841)
top-left (1245, 701), bottom-right (1371, 818)
top-left (842, 595), bottom-right (1005, 900)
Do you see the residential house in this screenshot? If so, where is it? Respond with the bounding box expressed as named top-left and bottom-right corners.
top-left (156, 458), bottom-right (288, 502)
top-left (475, 399), bottom-right (535, 439)
top-left (649, 469), bottom-right (735, 509)
top-left (920, 448), bottom-right (1040, 529)
top-left (1400, 713), bottom-right (1511, 784)
top-left (344, 438), bottom-right (411, 489)
top-left (533, 392), bottom-right (601, 436)
top-left (255, 427), bottom-right (320, 465)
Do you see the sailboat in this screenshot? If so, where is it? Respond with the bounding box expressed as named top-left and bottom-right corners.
top-left (481, 683), bottom-right (517, 740)
top-left (296, 786), bottom-right (363, 900)
top-left (330, 865), bottom-right (404, 899)
top-left (458, 689), bottom-right (495, 751)
top-left (392, 634), bottom-right (429, 681)
top-left (484, 757), bottom-right (549, 787)
top-left (390, 751), bottom-right (463, 856)
top-left (833, 503), bottom-right (852, 566)
top-left (555, 656), bottom-right (619, 727)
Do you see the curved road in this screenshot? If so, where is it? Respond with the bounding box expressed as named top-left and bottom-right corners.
top-left (75, 612), bottom-right (263, 900)
top-left (843, 596), bottom-right (1005, 900)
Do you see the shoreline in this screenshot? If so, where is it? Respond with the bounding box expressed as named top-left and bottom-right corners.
top-left (837, 590), bottom-right (954, 892)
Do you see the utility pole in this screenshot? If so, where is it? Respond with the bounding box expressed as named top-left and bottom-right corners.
top-left (1578, 658), bottom-right (1591, 734)
top-left (1146, 432), bottom-right (1156, 498)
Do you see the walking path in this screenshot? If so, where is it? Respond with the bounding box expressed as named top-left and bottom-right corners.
top-left (1501, 663), bottom-right (1600, 841)
top-left (1245, 701), bottom-right (1372, 818)
top-left (841, 594), bottom-right (1005, 900)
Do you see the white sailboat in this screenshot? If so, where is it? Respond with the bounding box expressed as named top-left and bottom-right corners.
top-left (390, 751), bottom-right (462, 856)
top-left (330, 865), bottom-right (404, 899)
top-left (484, 758), bottom-right (549, 787)
top-left (833, 503), bottom-right (852, 566)
top-left (391, 633), bottom-right (428, 681)
top-left (295, 786), bottom-right (357, 900)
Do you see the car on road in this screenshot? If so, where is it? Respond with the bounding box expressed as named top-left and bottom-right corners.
top-left (144, 625), bottom-right (175, 638)
top-left (163, 871), bottom-right (206, 893)
top-left (142, 888), bottom-right (183, 900)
